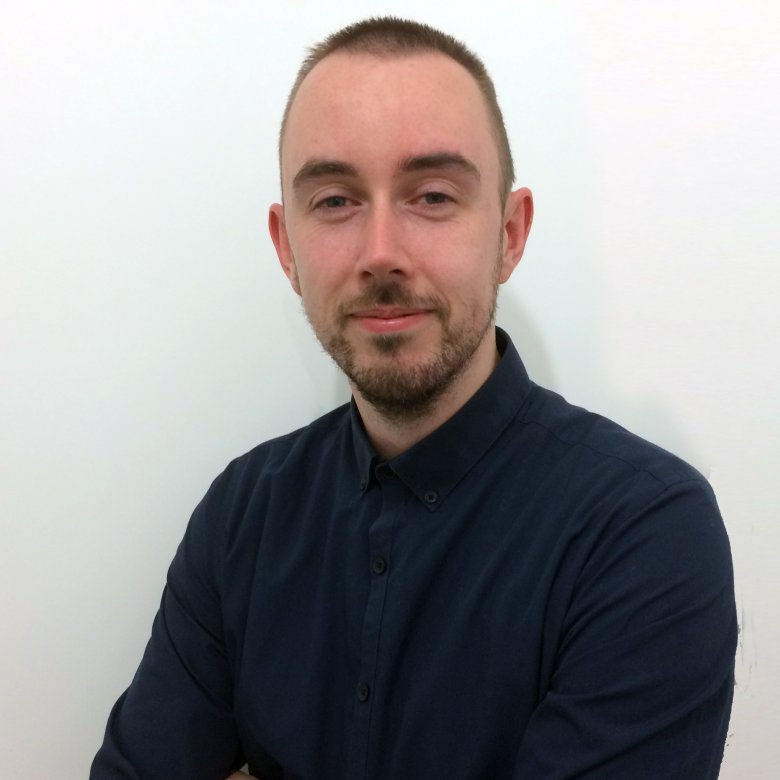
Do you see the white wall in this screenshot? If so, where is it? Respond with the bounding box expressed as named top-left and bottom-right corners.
top-left (1, 1), bottom-right (777, 776)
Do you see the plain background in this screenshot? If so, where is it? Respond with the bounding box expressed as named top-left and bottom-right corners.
top-left (1, 1), bottom-right (778, 776)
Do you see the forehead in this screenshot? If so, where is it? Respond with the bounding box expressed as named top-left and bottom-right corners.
top-left (281, 51), bottom-right (499, 190)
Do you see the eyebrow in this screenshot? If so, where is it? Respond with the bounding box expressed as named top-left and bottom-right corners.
top-left (292, 160), bottom-right (358, 190)
top-left (399, 152), bottom-right (481, 181)
top-left (291, 152), bottom-right (481, 191)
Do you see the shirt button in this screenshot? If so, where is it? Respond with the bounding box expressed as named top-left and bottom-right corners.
top-left (371, 556), bottom-right (387, 575)
top-left (357, 682), bottom-right (370, 702)
top-left (424, 490), bottom-right (439, 504)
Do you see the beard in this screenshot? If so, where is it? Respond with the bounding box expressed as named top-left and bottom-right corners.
top-left (303, 274), bottom-right (500, 425)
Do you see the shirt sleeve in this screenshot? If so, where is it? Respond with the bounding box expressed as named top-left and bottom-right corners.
top-left (90, 482), bottom-right (244, 780)
top-left (512, 477), bottom-right (737, 779)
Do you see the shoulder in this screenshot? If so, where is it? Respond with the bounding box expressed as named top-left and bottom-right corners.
top-left (519, 382), bottom-right (707, 492)
top-left (214, 402), bottom-right (352, 496)
top-left (519, 383), bottom-right (732, 592)
top-left (187, 402), bottom-right (353, 535)
top-left (507, 383), bottom-right (731, 572)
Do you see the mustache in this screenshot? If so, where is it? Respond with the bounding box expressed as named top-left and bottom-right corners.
top-left (337, 280), bottom-right (446, 318)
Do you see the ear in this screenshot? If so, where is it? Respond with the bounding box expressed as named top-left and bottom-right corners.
top-left (498, 187), bottom-right (534, 284)
top-left (268, 203), bottom-right (301, 296)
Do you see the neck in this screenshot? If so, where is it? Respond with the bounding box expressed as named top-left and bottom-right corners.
top-left (353, 329), bottom-right (500, 459)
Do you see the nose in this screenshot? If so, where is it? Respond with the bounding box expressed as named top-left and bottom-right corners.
top-left (356, 203), bottom-right (409, 279)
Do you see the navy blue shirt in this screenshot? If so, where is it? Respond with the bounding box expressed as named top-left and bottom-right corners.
top-left (92, 329), bottom-right (736, 779)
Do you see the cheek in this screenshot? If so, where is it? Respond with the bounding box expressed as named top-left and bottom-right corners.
top-left (424, 228), bottom-right (501, 291)
top-left (293, 254), bottom-right (354, 326)
top-left (290, 232), bottom-right (351, 292)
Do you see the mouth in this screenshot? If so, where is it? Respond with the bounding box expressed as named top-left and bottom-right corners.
top-left (349, 307), bottom-right (432, 335)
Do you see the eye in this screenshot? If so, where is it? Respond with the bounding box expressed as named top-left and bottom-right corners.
top-left (422, 191), bottom-right (452, 205)
top-left (316, 195), bottom-right (351, 209)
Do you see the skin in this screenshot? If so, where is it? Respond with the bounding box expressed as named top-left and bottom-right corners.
top-left (269, 50), bottom-right (532, 458)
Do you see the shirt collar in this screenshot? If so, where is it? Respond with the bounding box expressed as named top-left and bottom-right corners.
top-left (350, 328), bottom-right (533, 511)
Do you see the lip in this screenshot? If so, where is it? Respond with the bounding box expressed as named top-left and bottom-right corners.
top-left (350, 308), bottom-right (431, 334)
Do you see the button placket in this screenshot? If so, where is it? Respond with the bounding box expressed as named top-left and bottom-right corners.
top-left (346, 472), bottom-right (399, 778)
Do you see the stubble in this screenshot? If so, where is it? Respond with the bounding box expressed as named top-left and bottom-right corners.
top-left (304, 273), bottom-right (500, 425)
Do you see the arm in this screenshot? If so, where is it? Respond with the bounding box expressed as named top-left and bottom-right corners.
top-left (513, 478), bottom-right (736, 779)
top-left (91, 484), bottom-right (245, 779)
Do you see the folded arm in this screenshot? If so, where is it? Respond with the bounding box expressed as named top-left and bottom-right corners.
top-left (512, 479), bottom-right (737, 778)
top-left (90, 486), bottom-right (246, 779)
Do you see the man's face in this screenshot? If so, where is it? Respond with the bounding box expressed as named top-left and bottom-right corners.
top-left (270, 51), bottom-right (531, 420)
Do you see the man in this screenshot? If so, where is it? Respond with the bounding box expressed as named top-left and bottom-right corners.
top-left (92, 17), bottom-right (736, 780)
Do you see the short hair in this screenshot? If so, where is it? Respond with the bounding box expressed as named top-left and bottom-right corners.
top-left (280, 16), bottom-right (515, 199)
